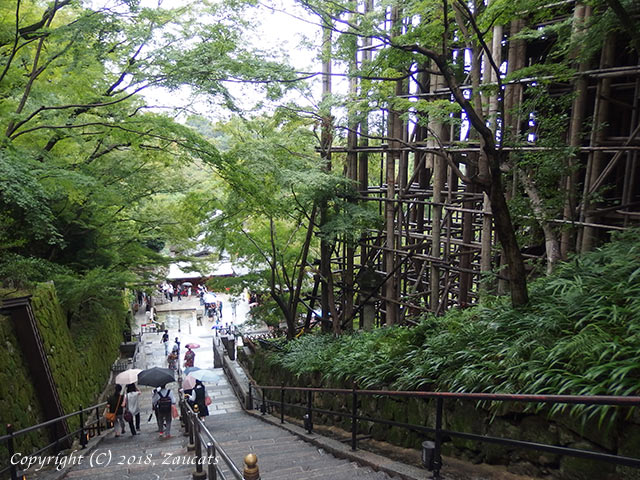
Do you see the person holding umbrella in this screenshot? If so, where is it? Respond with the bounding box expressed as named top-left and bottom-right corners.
top-left (183, 343), bottom-right (198, 369)
top-left (123, 383), bottom-right (141, 435)
top-left (192, 379), bottom-right (210, 419)
top-left (183, 347), bottom-right (195, 368)
top-left (138, 367), bottom-right (176, 436)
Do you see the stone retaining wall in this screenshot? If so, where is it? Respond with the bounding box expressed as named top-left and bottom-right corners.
top-left (0, 283), bottom-right (129, 465)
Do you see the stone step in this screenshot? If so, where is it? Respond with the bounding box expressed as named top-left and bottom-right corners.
top-left (24, 339), bottom-right (399, 480)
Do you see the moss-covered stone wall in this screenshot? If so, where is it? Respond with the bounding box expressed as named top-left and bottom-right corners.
top-left (242, 348), bottom-right (640, 480)
top-left (0, 283), bottom-right (128, 465)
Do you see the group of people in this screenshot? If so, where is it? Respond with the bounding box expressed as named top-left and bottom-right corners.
top-left (107, 382), bottom-right (179, 439)
top-left (161, 333), bottom-right (197, 371)
top-left (106, 383), bottom-right (143, 437)
top-left (106, 381), bottom-right (208, 439)
top-left (160, 282), bottom-right (193, 302)
top-left (162, 332), bottom-right (181, 370)
top-left (106, 353), bottom-right (209, 439)
top-left (198, 285), bottom-right (224, 320)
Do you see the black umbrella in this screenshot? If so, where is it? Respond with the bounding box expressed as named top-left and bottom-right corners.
top-left (137, 367), bottom-right (175, 387)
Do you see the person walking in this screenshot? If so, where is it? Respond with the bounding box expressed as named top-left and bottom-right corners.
top-left (183, 347), bottom-right (195, 369)
top-left (161, 329), bottom-right (169, 356)
top-left (192, 379), bottom-right (210, 418)
top-left (123, 383), bottom-right (141, 435)
top-left (167, 344), bottom-right (178, 371)
top-left (151, 387), bottom-right (163, 432)
top-left (231, 297), bottom-right (238, 320)
top-left (154, 384), bottom-right (176, 439)
top-left (107, 384), bottom-right (125, 437)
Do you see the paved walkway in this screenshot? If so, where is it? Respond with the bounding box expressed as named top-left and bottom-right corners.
top-left (25, 296), bottom-right (397, 480)
top-left (135, 297), bottom-right (394, 479)
top-left (23, 293), bottom-right (531, 480)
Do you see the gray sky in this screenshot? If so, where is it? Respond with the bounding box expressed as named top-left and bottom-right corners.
top-left (137, 0), bottom-right (326, 119)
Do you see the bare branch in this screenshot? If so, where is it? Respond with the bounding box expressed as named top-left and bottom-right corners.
top-left (17, 0), bottom-right (72, 39)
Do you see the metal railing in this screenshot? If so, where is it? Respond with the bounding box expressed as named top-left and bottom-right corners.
top-left (179, 399), bottom-right (259, 480)
top-left (248, 383), bottom-right (640, 479)
top-left (1, 401), bottom-right (108, 480)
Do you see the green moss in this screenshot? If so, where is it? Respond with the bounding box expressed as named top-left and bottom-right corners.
top-left (0, 283), bottom-right (127, 465)
top-left (559, 441), bottom-right (615, 480)
top-left (616, 423), bottom-right (640, 480)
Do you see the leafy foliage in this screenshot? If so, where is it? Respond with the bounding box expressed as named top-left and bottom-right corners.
top-left (266, 229), bottom-right (640, 422)
top-left (0, 0), bottom-right (242, 322)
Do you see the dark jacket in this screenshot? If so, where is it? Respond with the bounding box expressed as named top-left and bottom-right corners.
top-left (193, 383), bottom-right (209, 417)
top-left (108, 392), bottom-right (124, 415)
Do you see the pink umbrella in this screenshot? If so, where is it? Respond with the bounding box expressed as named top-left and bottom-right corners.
top-left (185, 343), bottom-right (200, 349)
top-left (182, 374), bottom-right (197, 390)
top-left (115, 368), bottom-right (142, 385)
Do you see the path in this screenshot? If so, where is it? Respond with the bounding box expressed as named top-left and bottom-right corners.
top-left (138, 295), bottom-right (395, 479)
top-left (25, 295), bottom-right (395, 479)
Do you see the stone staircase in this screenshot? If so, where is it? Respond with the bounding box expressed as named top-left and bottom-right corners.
top-left (23, 319), bottom-right (397, 480)
top-left (27, 383), bottom-right (394, 480)
top-left (61, 385), bottom-right (193, 480)
top-left (202, 410), bottom-right (393, 480)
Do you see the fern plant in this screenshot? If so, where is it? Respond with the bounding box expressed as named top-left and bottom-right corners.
top-left (265, 229), bottom-right (640, 424)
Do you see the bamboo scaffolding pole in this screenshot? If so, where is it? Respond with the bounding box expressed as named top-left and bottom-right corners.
top-left (581, 35), bottom-right (616, 251)
top-left (322, 2), bottom-right (639, 320)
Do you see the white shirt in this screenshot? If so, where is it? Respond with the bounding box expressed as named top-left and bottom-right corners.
top-left (126, 391), bottom-right (141, 415)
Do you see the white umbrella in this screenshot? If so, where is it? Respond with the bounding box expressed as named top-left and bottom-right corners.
top-left (115, 368), bottom-right (142, 385)
top-left (189, 369), bottom-right (221, 383)
top-left (203, 293), bottom-right (216, 303)
top-left (183, 374), bottom-right (197, 390)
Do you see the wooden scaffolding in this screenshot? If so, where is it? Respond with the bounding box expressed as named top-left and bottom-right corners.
top-left (317, 2), bottom-right (640, 329)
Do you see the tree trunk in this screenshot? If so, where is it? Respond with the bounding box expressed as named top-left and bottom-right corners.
top-left (319, 22), bottom-right (333, 332)
top-left (487, 162), bottom-right (529, 306)
top-left (271, 292), bottom-right (295, 340)
top-left (518, 169), bottom-right (561, 274)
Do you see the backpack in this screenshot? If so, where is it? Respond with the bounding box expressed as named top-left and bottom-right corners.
top-left (157, 391), bottom-right (172, 414)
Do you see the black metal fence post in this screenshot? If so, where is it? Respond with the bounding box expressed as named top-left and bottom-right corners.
top-left (248, 383), bottom-right (253, 410)
top-left (351, 385), bottom-right (358, 451)
top-left (193, 418), bottom-right (205, 479)
top-left (206, 442), bottom-right (217, 480)
top-left (433, 398), bottom-right (443, 479)
top-left (280, 385), bottom-right (285, 424)
top-left (96, 405), bottom-right (101, 436)
top-left (7, 424), bottom-right (17, 480)
top-left (305, 390), bottom-right (313, 433)
top-left (79, 405), bottom-right (87, 448)
top-left (187, 410), bottom-right (195, 452)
